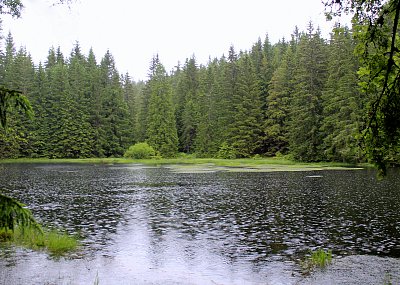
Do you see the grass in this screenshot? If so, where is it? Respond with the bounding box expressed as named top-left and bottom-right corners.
top-left (301, 249), bottom-right (333, 274)
top-left (1, 226), bottom-right (79, 256)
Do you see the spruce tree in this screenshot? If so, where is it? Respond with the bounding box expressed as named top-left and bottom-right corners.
top-left (264, 33), bottom-right (298, 155)
top-left (177, 56), bottom-right (200, 153)
top-left (66, 43), bottom-right (94, 157)
top-left (98, 50), bottom-right (130, 156)
top-left (321, 25), bottom-right (363, 162)
top-left (228, 53), bottom-right (263, 157)
top-left (288, 23), bottom-right (328, 161)
top-left (194, 59), bottom-right (220, 157)
top-left (146, 57), bottom-right (178, 157)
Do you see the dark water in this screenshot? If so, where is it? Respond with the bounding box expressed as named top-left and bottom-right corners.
top-left (0, 163), bottom-right (399, 284)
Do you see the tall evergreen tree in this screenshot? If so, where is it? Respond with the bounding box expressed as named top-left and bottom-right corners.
top-left (176, 56), bottom-right (200, 153)
top-left (146, 57), bottom-right (178, 157)
top-left (288, 23), bottom-right (328, 161)
top-left (66, 42), bottom-right (93, 157)
top-left (98, 50), bottom-right (130, 156)
top-left (85, 47), bottom-right (104, 157)
top-left (265, 35), bottom-right (297, 155)
top-left (321, 25), bottom-right (363, 162)
top-left (122, 72), bottom-right (137, 145)
top-left (194, 59), bottom-right (220, 157)
top-left (216, 46), bottom-right (239, 150)
top-left (228, 53), bottom-right (263, 157)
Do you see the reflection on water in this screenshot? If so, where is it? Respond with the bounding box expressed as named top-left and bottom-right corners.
top-left (0, 164), bottom-right (399, 284)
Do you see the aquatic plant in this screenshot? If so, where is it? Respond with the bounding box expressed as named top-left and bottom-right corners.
top-left (383, 272), bottom-right (393, 285)
top-left (44, 229), bottom-right (79, 255)
top-left (301, 248), bottom-right (333, 273)
top-left (93, 272), bottom-right (100, 285)
top-left (3, 226), bottom-right (79, 256)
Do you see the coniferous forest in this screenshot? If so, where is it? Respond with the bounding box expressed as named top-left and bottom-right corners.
top-left (0, 22), bottom-right (369, 162)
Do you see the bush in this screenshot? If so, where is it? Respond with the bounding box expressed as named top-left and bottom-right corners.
top-left (216, 142), bottom-right (236, 159)
top-left (124, 142), bottom-right (156, 159)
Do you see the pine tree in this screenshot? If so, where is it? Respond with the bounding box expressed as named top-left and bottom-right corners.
top-left (321, 25), bottom-right (363, 162)
top-left (146, 57), bottom-right (178, 157)
top-left (215, 46), bottom-right (239, 151)
top-left (264, 34), bottom-right (298, 155)
top-left (228, 53), bottom-right (263, 157)
top-left (98, 50), bottom-right (130, 156)
top-left (288, 23), bottom-right (328, 161)
top-left (44, 60), bottom-right (71, 157)
top-left (85, 47), bottom-right (104, 157)
top-left (194, 59), bottom-right (220, 157)
top-left (66, 42), bottom-right (94, 157)
top-left (30, 63), bottom-right (47, 157)
top-left (122, 72), bottom-right (139, 145)
top-left (176, 56), bottom-right (200, 153)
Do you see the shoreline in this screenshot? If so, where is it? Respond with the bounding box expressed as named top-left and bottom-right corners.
top-left (0, 157), bottom-right (369, 172)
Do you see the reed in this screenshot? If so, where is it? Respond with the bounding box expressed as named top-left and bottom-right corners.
top-left (301, 248), bottom-right (333, 273)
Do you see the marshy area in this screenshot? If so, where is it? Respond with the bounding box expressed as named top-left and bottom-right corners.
top-left (0, 161), bottom-right (399, 284)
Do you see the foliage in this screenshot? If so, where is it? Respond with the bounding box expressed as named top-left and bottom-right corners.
top-left (321, 25), bottom-right (364, 163)
top-left (0, 86), bottom-right (33, 129)
top-left (0, 13), bottom-right (378, 167)
top-left (288, 23), bottom-right (328, 161)
top-left (216, 142), bottom-right (237, 159)
top-left (124, 142), bottom-right (156, 159)
top-left (0, 193), bottom-right (42, 233)
top-left (324, 0), bottom-right (400, 174)
top-left (146, 56), bottom-right (179, 158)
top-left (0, 0), bottom-right (24, 18)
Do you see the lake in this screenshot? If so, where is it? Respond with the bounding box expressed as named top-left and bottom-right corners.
top-left (0, 163), bottom-right (399, 284)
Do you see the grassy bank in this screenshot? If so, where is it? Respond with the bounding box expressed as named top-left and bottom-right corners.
top-left (0, 157), bottom-right (367, 172)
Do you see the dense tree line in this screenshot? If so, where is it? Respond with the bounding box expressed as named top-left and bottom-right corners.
top-left (0, 23), bottom-right (372, 162)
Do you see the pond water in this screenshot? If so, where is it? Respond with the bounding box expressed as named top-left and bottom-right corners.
top-left (0, 163), bottom-right (399, 284)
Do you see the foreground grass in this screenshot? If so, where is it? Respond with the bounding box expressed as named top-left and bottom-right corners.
top-left (0, 157), bottom-right (367, 171)
top-left (1, 226), bottom-right (79, 256)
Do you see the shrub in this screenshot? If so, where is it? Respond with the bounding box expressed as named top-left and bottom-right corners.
top-left (216, 142), bottom-right (236, 159)
top-left (124, 142), bottom-right (156, 159)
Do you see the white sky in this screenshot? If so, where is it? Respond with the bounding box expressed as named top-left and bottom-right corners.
top-left (1, 0), bottom-right (348, 81)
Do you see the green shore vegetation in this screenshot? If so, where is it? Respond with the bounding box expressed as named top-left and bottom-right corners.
top-left (0, 226), bottom-right (79, 256)
top-left (0, 227), bottom-right (79, 257)
top-left (0, 156), bottom-right (368, 172)
top-left (301, 249), bottom-right (333, 274)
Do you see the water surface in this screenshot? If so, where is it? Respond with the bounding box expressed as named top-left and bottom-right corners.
top-left (0, 163), bottom-right (399, 284)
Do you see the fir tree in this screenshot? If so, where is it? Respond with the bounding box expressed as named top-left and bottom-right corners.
top-left (177, 56), bottom-right (200, 153)
top-left (228, 53), bottom-right (263, 157)
top-left (321, 25), bottom-right (363, 162)
top-left (146, 58), bottom-right (178, 157)
top-left (288, 23), bottom-right (328, 161)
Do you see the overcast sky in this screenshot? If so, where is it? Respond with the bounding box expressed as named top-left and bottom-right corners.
top-left (2, 0), bottom-right (348, 81)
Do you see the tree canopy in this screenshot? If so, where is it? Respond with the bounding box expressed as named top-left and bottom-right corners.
top-left (324, 0), bottom-right (400, 174)
top-left (0, 0), bottom-right (399, 173)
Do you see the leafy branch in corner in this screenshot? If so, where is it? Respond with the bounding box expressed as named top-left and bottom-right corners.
top-left (0, 86), bottom-right (33, 130)
top-left (324, 0), bottom-right (400, 175)
top-left (0, 193), bottom-right (42, 233)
